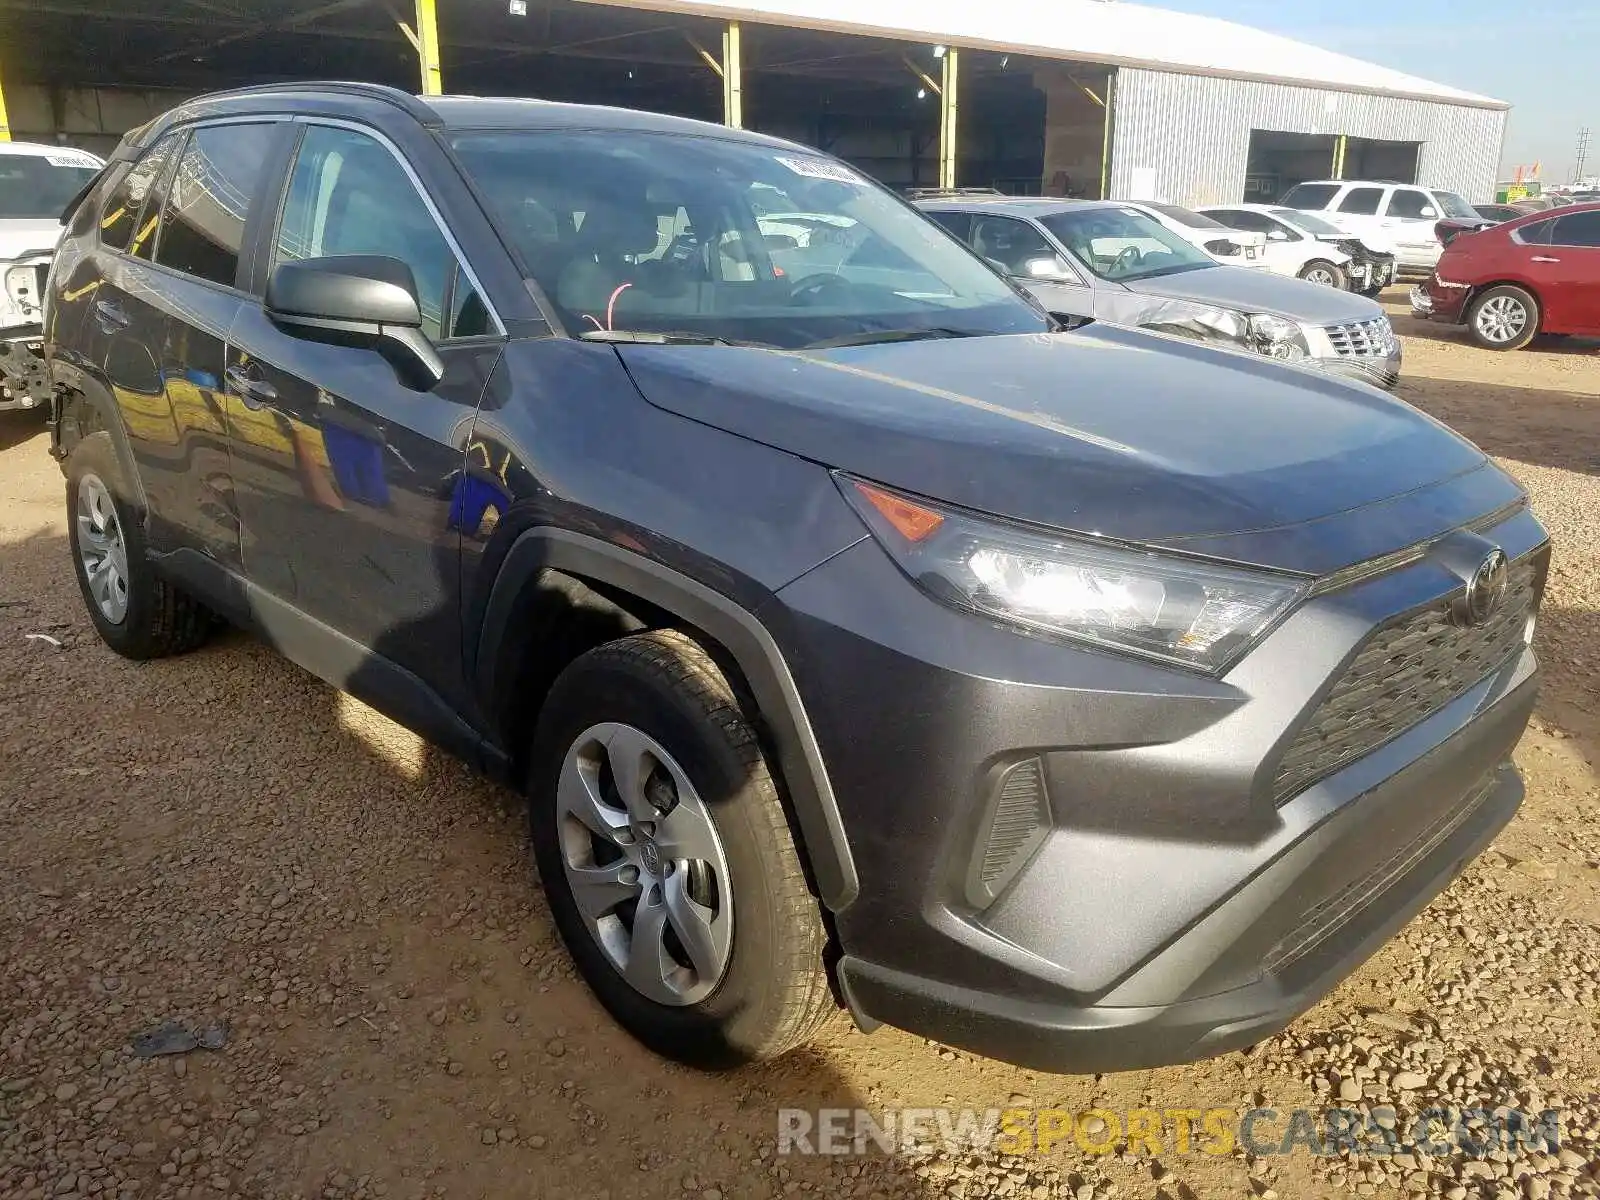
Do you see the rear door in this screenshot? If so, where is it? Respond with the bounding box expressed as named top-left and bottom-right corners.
top-left (1380, 186), bottom-right (1444, 270)
top-left (1330, 185), bottom-right (1388, 248)
top-left (224, 120), bottom-right (505, 709)
top-left (85, 120), bottom-right (287, 566)
top-left (1535, 209), bottom-right (1600, 332)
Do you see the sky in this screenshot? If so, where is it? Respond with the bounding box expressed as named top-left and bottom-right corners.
top-left (1155, 0), bottom-right (1598, 183)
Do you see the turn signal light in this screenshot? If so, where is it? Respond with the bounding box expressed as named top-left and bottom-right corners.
top-left (852, 481), bottom-right (944, 543)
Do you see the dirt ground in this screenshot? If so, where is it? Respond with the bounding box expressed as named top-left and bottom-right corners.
top-left (3, 292), bottom-right (1599, 1200)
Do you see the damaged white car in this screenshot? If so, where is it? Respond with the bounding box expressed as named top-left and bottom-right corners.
top-left (0, 141), bottom-right (103, 412)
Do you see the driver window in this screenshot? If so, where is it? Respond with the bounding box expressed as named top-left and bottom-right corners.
top-left (274, 125), bottom-right (481, 340)
top-left (1385, 189), bottom-right (1433, 219)
top-left (971, 216), bottom-right (1065, 277)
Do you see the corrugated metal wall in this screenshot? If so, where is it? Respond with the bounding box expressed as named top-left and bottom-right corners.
top-left (1109, 69), bottom-right (1507, 206)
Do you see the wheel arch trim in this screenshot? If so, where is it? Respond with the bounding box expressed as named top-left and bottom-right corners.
top-left (476, 526), bottom-right (859, 912)
top-left (50, 361), bottom-right (151, 516)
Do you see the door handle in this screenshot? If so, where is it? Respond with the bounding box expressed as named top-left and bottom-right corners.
top-left (1531, 255), bottom-right (1561, 263)
top-left (224, 365), bottom-right (280, 410)
top-left (93, 300), bottom-right (129, 332)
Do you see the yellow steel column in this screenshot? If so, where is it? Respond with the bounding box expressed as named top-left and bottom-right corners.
top-left (722, 21), bottom-right (743, 128)
top-left (416, 0), bottom-right (443, 96)
top-left (1332, 133), bottom-right (1348, 179)
top-left (1099, 70), bottom-right (1115, 198)
top-left (938, 47), bottom-right (959, 190)
top-left (0, 69), bottom-right (10, 142)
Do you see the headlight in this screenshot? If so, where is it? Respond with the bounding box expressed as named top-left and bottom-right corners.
top-left (840, 476), bottom-right (1309, 673)
top-left (1247, 313), bottom-right (1310, 360)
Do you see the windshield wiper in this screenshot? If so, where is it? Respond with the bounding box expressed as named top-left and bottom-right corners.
top-left (799, 326), bottom-right (980, 349)
top-left (579, 329), bottom-right (774, 348)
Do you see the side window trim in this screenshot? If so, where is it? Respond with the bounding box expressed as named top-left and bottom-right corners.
top-left (287, 116), bottom-right (504, 340)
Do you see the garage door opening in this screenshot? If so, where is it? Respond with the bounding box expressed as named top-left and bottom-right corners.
top-left (1341, 137), bottom-right (1421, 184)
top-left (1244, 130), bottom-right (1336, 202)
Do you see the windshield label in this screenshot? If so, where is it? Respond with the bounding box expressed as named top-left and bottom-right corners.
top-left (775, 155), bottom-right (861, 185)
top-left (46, 152), bottom-right (97, 168)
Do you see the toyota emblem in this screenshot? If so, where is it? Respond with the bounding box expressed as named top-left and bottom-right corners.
top-left (1455, 549), bottom-right (1509, 628)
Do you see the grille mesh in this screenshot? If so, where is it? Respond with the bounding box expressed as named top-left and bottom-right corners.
top-left (1324, 317), bottom-right (1398, 357)
top-left (1271, 560), bottom-right (1538, 805)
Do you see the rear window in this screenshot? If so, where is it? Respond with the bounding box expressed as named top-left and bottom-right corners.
top-left (155, 123), bottom-right (279, 288)
top-left (1551, 210), bottom-right (1600, 247)
top-left (1278, 183), bottom-right (1339, 211)
top-left (100, 135), bottom-right (181, 254)
top-left (1516, 219), bottom-right (1555, 246)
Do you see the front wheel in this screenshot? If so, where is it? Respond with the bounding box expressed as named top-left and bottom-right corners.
top-left (1298, 260), bottom-right (1347, 289)
top-left (528, 630), bottom-right (835, 1068)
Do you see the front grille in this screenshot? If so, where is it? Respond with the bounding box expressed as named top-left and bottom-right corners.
top-left (1324, 316), bottom-right (1398, 357)
top-left (1271, 559), bottom-right (1539, 805)
top-left (1264, 772), bottom-right (1497, 974)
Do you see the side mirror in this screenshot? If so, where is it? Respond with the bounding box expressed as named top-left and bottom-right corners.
top-left (1024, 256), bottom-right (1071, 279)
top-left (1420, 206), bottom-right (1438, 218)
top-left (1268, 229), bottom-right (1290, 241)
top-left (265, 255), bottom-right (445, 390)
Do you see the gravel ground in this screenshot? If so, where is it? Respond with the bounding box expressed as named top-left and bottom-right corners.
top-left (2, 295), bottom-right (1598, 1200)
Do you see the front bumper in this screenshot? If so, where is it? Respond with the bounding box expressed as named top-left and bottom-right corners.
top-left (771, 505), bottom-right (1546, 1073)
top-left (1311, 345), bottom-right (1402, 390)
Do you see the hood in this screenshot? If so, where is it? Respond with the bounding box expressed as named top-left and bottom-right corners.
top-left (0, 219), bottom-right (64, 263)
top-left (616, 324), bottom-right (1493, 570)
top-left (1122, 264), bottom-right (1381, 325)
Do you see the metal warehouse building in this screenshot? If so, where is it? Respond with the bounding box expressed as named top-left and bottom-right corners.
top-left (0, 0), bottom-right (1508, 204)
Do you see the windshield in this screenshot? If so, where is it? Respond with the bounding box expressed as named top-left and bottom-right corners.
top-left (451, 130), bottom-right (1047, 348)
top-left (1143, 202), bottom-right (1229, 230)
top-left (1040, 207), bottom-right (1215, 282)
top-left (1433, 191), bottom-right (1477, 219)
top-left (0, 150), bottom-right (100, 219)
top-left (1270, 207), bottom-right (1345, 236)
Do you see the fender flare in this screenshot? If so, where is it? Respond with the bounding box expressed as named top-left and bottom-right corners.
top-left (50, 360), bottom-right (151, 516)
top-left (476, 527), bottom-right (859, 912)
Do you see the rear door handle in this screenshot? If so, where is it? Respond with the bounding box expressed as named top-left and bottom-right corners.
top-left (225, 365), bottom-right (279, 410)
top-left (93, 300), bottom-right (129, 332)
top-left (1531, 255), bottom-right (1561, 263)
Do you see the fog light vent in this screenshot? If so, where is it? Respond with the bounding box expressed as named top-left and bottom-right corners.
top-left (968, 757), bottom-right (1050, 908)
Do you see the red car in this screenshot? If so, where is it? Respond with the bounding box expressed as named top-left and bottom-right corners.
top-left (1411, 202), bottom-right (1600, 350)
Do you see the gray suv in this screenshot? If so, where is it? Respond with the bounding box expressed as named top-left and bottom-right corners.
top-left (920, 196), bottom-right (1403, 390)
top-left (47, 83), bottom-right (1543, 1072)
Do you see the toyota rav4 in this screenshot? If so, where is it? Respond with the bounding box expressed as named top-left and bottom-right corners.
top-left (46, 83), bottom-right (1547, 1072)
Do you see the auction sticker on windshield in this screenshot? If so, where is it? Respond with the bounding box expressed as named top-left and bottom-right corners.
top-left (775, 155), bottom-right (862, 185)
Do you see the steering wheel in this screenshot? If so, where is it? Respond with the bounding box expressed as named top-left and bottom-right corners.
top-left (1112, 245), bottom-right (1142, 276)
top-left (788, 273), bottom-right (855, 306)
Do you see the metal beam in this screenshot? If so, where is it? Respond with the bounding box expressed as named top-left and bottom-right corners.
top-left (147, 0), bottom-right (375, 66)
top-left (902, 56), bottom-right (940, 97)
top-left (415, 0), bottom-right (443, 95)
top-left (1099, 70), bottom-right (1115, 199)
top-left (1332, 133), bottom-right (1348, 179)
top-left (0, 68), bottom-right (10, 142)
top-left (721, 20), bottom-right (742, 129)
top-left (938, 47), bottom-right (959, 191)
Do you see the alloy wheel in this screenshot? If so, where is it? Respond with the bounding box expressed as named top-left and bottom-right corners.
top-left (1475, 295), bottom-right (1528, 344)
top-left (76, 473), bottom-right (130, 625)
top-left (554, 722), bottom-right (733, 1006)
top-left (1303, 266), bottom-right (1338, 286)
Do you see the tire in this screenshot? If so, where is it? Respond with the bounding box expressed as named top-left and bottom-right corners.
top-left (528, 629), bottom-right (834, 1068)
top-left (1298, 259), bottom-right (1347, 289)
top-left (1466, 285), bottom-right (1539, 351)
top-left (66, 431), bottom-right (216, 660)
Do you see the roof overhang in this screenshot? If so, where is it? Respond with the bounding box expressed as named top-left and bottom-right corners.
top-left (580, 0), bottom-right (1510, 109)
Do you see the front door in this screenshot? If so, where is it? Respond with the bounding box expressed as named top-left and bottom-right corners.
top-left (224, 121), bottom-right (504, 711)
top-left (1534, 209), bottom-right (1600, 332)
top-left (970, 214), bottom-right (1095, 321)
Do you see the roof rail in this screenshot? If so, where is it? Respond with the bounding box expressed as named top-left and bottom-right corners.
top-left (185, 81), bottom-right (440, 127)
top-left (905, 186), bottom-right (1006, 199)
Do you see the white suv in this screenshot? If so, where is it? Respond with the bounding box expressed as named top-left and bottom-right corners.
top-left (1276, 180), bottom-right (1482, 275)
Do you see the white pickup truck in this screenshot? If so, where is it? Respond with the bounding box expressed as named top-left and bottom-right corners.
top-left (0, 141), bottom-right (104, 412)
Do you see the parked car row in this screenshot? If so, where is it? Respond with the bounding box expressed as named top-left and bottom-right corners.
top-left (920, 196), bottom-right (1402, 389)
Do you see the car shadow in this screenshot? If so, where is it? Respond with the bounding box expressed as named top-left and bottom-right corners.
top-left (0, 408), bottom-right (49, 454)
top-left (1391, 374), bottom-right (1600, 478)
top-left (0, 525), bottom-right (956, 1200)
